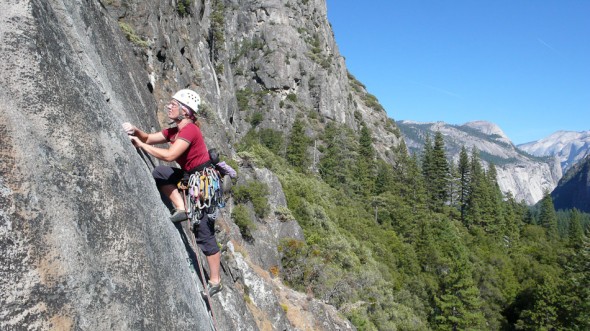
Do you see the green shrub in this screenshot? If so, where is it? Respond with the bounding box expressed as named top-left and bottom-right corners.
top-left (286, 93), bottom-right (297, 102)
top-left (258, 128), bottom-right (284, 156)
top-left (362, 92), bottom-right (384, 112)
top-left (250, 111), bottom-right (264, 127)
top-left (238, 128), bottom-right (285, 157)
top-left (233, 181), bottom-right (270, 218)
top-left (215, 63), bottom-right (224, 74)
top-left (232, 204), bottom-right (256, 241)
top-left (237, 129), bottom-right (259, 152)
top-left (275, 206), bottom-right (295, 222)
top-left (236, 88), bottom-right (252, 111)
top-left (278, 238), bottom-right (308, 289)
top-left (118, 21), bottom-right (149, 48)
top-left (177, 0), bottom-right (191, 16)
top-left (198, 103), bottom-right (215, 121)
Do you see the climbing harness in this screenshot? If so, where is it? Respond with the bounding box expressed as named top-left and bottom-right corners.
top-left (181, 166), bottom-right (225, 226)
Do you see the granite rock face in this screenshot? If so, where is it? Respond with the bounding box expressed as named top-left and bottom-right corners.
top-left (1, 0), bottom-right (211, 330)
top-left (518, 130), bottom-right (590, 176)
top-left (1, 0), bottom-right (376, 329)
top-left (551, 155), bottom-right (590, 213)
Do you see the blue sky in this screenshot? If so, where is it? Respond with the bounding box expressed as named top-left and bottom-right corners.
top-left (325, 0), bottom-right (590, 144)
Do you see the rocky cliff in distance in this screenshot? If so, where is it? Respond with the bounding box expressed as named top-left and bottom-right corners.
top-left (551, 155), bottom-right (590, 213)
top-left (1, 0), bottom-right (404, 330)
top-left (397, 120), bottom-right (561, 204)
top-left (518, 130), bottom-right (590, 177)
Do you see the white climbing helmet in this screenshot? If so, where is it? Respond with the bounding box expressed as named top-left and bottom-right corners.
top-left (172, 89), bottom-right (201, 115)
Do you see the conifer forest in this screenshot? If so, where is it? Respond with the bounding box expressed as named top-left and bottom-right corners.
top-left (236, 124), bottom-right (590, 330)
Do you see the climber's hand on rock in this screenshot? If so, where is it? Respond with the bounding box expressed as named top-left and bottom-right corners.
top-left (122, 122), bottom-right (137, 135)
top-left (129, 135), bottom-right (141, 147)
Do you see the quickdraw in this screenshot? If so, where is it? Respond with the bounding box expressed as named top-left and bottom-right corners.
top-left (185, 166), bottom-right (225, 216)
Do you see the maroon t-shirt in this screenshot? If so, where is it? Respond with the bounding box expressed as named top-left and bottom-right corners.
top-left (162, 123), bottom-right (210, 171)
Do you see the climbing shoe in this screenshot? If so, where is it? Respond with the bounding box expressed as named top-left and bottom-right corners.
top-left (170, 209), bottom-right (188, 223)
top-left (207, 280), bottom-right (223, 297)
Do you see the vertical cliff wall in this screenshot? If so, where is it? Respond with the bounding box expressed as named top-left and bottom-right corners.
top-left (108, 0), bottom-right (401, 159)
top-left (0, 0), bottom-right (212, 329)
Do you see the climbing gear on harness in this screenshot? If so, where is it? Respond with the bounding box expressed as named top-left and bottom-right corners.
top-left (177, 164), bottom-right (227, 230)
top-left (185, 166), bottom-right (225, 220)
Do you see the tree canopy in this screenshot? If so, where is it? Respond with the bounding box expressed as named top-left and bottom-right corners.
top-left (237, 121), bottom-right (589, 330)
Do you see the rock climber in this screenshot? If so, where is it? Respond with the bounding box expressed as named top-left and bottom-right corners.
top-left (122, 89), bottom-right (222, 296)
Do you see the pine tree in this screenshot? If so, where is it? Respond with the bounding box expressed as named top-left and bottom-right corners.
top-left (575, 236), bottom-right (590, 327)
top-left (502, 192), bottom-right (521, 243)
top-left (318, 122), bottom-right (340, 184)
top-left (286, 116), bottom-right (310, 172)
top-left (516, 273), bottom-right (560, 330)
top-left (485, 163), bottom-right (505, 235)
top-left (458, 146), bottom-right (471, 224)
top-left (538, 192), bottom-right (559, 241)
top-left (421, 133), bottom-right (433, 185)
top-left (388, 142), bottom-right (428, 241)
top-left (557, 230), bottom-right (590, 329)
top-left (374, 159), bottom-right (394, 195)
top-left (431, 132), bottom-right (450, 212)
top-left (431, 220), bottom-right (486, 330)
top-left (407, 153), bottom-right (428, 215)
top-left (421, 132), bottom-right (449, 212)
top-left (486, 162), bottom-right (499, 192)
top-left (464, 148), bottom-right (485, 228)
top-left (568, 208), bottom-right (584, 248)
top-left (523, 206), bottom-right (536, 225)
top-left (393, 140), bottom-right (427, 207)
top-left (356, 121), bottom-right (376, 196)
top-left (319, 122), bottom-right (358, 192)
top-left (447, 160), bottom-right (460, 212)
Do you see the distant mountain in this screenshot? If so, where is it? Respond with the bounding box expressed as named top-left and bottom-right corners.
top-left (397, 120), bottom-right (561, 204)
top-left (551, 155), bottom-right (590, 213)
top-left (518, 130), bottom-right (590, 176)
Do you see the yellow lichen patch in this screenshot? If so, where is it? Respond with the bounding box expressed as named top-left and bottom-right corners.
top-left (36, 252), bottom-right (66, 287)
top-left (49, 313), bottom-right (74, 331)
top-left (282, 299), bottom-right (311, 330)
top-left (230, 240), bottom-right (249, 258)
top-left (272, 278), bottom-right (320, 331)
top-left (248, 261), bottom-right (272, 282)
top-left (269, 265), bottom-right (280, 278)
top-left (245, 299), bottom-right (273, 331)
